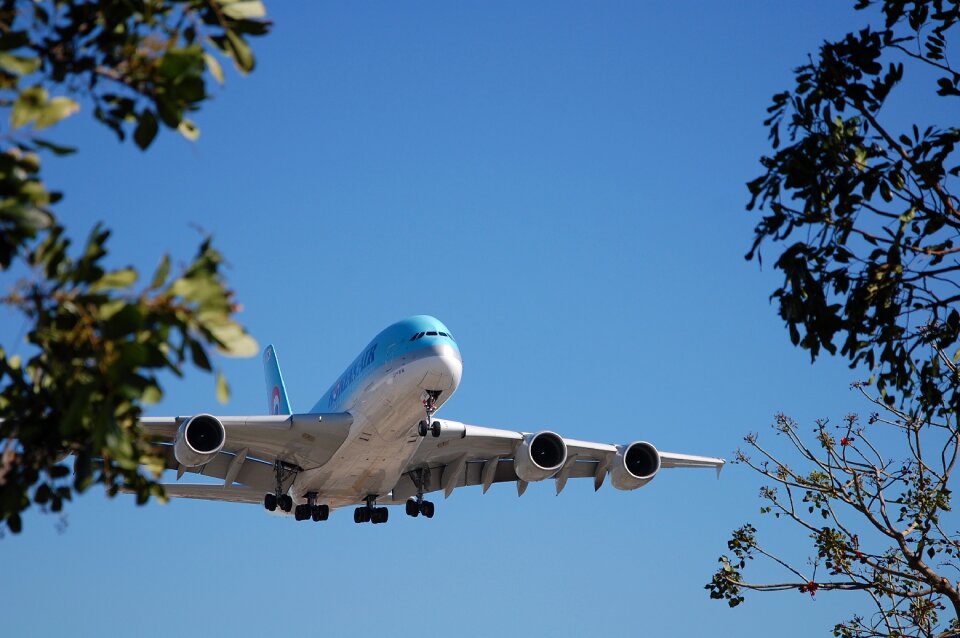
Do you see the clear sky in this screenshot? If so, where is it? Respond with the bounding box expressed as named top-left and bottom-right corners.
top-left (1, 2), bottom-right (909, 636)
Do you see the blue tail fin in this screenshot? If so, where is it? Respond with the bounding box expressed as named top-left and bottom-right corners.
top-left (263, 345), bottom-right (292, 415)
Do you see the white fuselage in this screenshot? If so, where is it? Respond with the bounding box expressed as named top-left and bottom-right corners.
top-left (291, 345), bottom-right (462, 509)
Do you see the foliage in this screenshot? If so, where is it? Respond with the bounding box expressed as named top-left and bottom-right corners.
top-left (707, 385), bottom-right (960, 637)
top-left (0, 1), bottom-right (270, 535)
top-left (745, 0), bottom-right (960, 419)
top-left (714, 1), bottom-right (960, 634)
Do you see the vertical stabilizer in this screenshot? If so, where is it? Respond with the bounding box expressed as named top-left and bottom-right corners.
top-left (262, 345), bottom-right (292, 415)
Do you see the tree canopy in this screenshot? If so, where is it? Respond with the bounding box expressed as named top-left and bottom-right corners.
top-left (746, 0), bottom-right (960, 419)
top-left (0, 0), bottom-right (269, 535)
top-left (710, 1), bottom-right (960, 636)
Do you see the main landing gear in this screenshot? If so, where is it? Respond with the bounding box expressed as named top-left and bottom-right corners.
top-left (263, 492), bottom-right (291, 513)
top-left (417, 390), bottom-right (442, 438)
top-left (405, 467), bottom-right (435, 518)
top-left (405, 498), bottom-right (434, 518)
top-left (294, 492), bottom-right (330, 522)
top-left (263, 460), bottom-right (329, 522)
top-left (354, 495), bottom-right (389, 524)
top-left (263, 459), bottom-right (296, 513)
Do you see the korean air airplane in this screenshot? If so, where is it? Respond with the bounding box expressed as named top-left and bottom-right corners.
top-left (141, 316), bottom-right (724, 524)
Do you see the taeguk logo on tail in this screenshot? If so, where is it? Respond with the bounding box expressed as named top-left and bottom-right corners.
top-left (272, 386), bottom-right (281, 414)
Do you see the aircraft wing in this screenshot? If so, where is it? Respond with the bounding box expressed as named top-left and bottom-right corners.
top-left (391, 420), bottom-right (724, 500)
top-left (160, 484), bottom-right (267, 505)
top-left (138, 412), bottom-right (353, 498)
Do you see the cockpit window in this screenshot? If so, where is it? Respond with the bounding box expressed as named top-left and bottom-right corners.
top-left (410, 330), bottom-right (455, 341)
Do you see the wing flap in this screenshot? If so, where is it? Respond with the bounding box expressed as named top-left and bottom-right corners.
top-left (158, 446), bottom-right (277, 491)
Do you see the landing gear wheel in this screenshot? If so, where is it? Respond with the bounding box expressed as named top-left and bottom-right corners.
top-left (354, 508), bottom-right (363, 524)
top-left (312, 504), bottom-right (329, 522)
top-left (420, 500), bottom-right (435, 518)
top-left (430, 421), bottom-right (441, 438)
top-left (279, 494), bottom-right (293, 512)
top-left (418, 420), bottom-right (428, 437)
top-left (294, 504), bottom-right (309, 521)
top-left (371, 507), bottom-right (388, 524)
top-left (405, 499), bottom-right (420, 517)
top-left (264, 493), bottom-right (277, 511)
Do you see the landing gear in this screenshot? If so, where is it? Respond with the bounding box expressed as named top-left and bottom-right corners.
top-left (420, 500), bottom-right (435, 518)
top-left (418, 390), bottom-right (443, 438)
top-left (406, 498), bottom-right (435, 518)
top-left (264, 460), bottom-right (300, 516)
top-left (293, 493), bottom-right (329, 522)
top-left (405, 498), bottom-right (419, 517)
top-left (417, 420), bottom-right (442, 438)
top-left (265, 492), bottom-right (293, 512)
top-left (354, 495), bottom-right (389, 525)
top-left (406, 468), bottom-right (436, 519)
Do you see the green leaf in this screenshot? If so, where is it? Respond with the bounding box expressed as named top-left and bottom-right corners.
top-left (224, 30), bottom-right (255, 73)
top-left (31, 138), bottom-right (77, 156)
top-left (216, 369), bottom-right (230, 404)
top-left (11, 85), bottom-right (47, 129)
top-left (90, 268), bottom-right (138, 292)
top-left (158, 46), bottom-right (204, 80)
top-left (0, 53), bottom-right (39, 76)
top-left (204, 53), bottom-right (225, 85)
top-left (220, 1), bottom-right (267, 19)
top-left (150, 254), bottom-right (171, 289)
top-left (133, 110), bottom-right (159, 150)
top-left (97, 299), bottom-right (127, 321)
top-left (34, 96), bottom-right (79, 130)
top-left (141, 384), bottom-right (162, 405)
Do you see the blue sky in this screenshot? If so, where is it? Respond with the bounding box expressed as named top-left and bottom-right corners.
top-left (0, 2), bottom-right (911, 636)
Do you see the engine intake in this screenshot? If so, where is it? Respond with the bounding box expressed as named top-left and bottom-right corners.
top-left (609, 441), bottom-right (661, 491)
top-left (514, 431), bottom-right (567, 482)
top-left (174, 414), bottom-right (226, 467)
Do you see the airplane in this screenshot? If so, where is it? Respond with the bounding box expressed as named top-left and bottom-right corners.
top-left (140, 315), bottom-right (725, 524)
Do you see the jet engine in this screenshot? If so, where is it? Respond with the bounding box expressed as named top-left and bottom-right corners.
top-left (514, 431), bottom-right (567, 482)
top-left (609, 441), bottom-right (661, 490)
top-left (173, 414), bottom-right (226, 467)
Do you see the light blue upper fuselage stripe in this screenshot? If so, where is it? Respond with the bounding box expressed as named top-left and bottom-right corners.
top-left (310, 315), bottom-right (460, 412)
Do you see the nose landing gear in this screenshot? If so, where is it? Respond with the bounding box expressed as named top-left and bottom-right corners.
top-left (418, 390), bottom-right (443, 438)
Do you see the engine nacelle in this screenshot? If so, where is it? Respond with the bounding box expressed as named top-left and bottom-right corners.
top-left (609, 441), bottom-right (661, 491)
top-left (174, 414), bottom-right (226, 467)
top-left (514, 431), bottom-right (567, 482)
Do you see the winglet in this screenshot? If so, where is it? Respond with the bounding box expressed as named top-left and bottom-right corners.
top-left (717, 460), bottom-right (726, 479)
top-left (262, 345), bottom-right (292, 415)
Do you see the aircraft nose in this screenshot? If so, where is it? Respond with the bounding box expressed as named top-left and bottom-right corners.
top-left (416, 346), bottom-right (462, 392)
